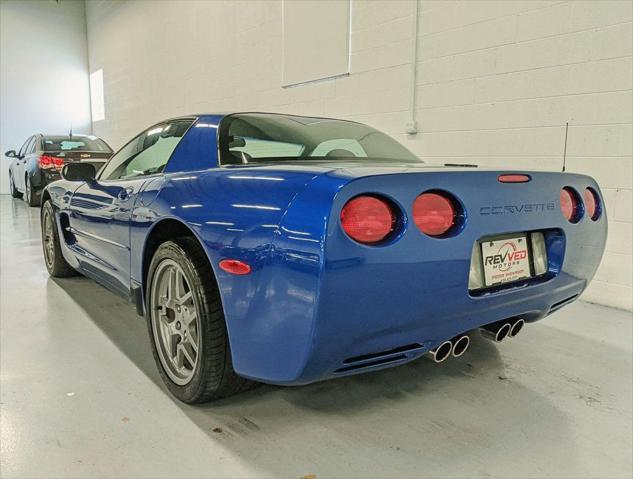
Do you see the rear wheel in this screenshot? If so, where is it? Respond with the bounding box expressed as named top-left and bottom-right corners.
top-left (9, 174), bottom-right (22, 198)
top-left (24, 175), bottom-right (38, 207)
top-left (146, 238), bottom-right (253, 403)
top-left (41, 201), bottom-right (76, 277)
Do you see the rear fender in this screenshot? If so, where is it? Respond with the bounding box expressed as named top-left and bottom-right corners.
top-left (135, 168), bottom-right (333, 380)
top-left (219, 171), bottom-right (347, 382)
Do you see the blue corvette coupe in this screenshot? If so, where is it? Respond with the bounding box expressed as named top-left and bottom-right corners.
top-left (41, 112), bottom-right (607, 403)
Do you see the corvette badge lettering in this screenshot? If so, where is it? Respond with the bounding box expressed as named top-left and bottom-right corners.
top-left (480, 202), bottom-right (555, 215)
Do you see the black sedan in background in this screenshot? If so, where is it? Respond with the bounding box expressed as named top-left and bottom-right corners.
top-left (6, 134), bottom-right (113, 206)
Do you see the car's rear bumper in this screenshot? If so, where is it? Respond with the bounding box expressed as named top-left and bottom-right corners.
top-left (295, 272), bottom-right (585, 385)
top-left (31, 169), bottom-right (61, 194)
top-left (232, 267), bottom-right (589, 385)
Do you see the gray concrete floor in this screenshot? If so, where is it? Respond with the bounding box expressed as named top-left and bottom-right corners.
top-left (0, 195), bottom-right (631, 479)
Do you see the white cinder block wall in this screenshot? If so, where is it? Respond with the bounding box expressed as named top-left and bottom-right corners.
top-left (0, 0), bottom-right (92, 195)
top-left (85, 0), bottom-right (632, 310)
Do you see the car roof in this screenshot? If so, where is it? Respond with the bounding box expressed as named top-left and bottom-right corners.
top-left (195, 111), bottom-right (344, 119)
top-left (39, 133), bottom-right (104, 139)
top-left (191, 111), bottom-right (365, 125)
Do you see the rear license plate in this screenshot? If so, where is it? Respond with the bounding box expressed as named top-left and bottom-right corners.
top-left (481, 235), bottom-right (532, 287)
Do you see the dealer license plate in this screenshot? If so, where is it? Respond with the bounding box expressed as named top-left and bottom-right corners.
top-left (481, 235), bottom-right (532, 287)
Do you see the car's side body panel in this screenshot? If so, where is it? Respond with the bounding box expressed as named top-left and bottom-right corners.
top-left (42, 113), bottom-right (608, 386)
top-left (67, 177), bottom-right (148, 296)
top-left (10, 134), bottom-right (39, 194)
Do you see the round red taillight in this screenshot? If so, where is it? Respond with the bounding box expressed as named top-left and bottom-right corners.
top-left (413, 192), bottom-right (457, 237)
top-left (340, 196), bottom-right (395, 244)
top-left (584, 187), bottom-right (600, 221)
top-left (560, 187), bottom-right (581, 223)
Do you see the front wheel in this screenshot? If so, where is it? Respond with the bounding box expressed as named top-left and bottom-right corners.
top-left (41, 201), bottom-right (76, 277)
top-left (146, 238), bottom-right (253, 403)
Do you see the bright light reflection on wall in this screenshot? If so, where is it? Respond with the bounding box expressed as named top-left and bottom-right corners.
top-left (89, 69), bottom-right (105, 122)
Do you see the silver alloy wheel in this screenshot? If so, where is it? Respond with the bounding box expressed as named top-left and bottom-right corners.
top-left (25, 177), bottom-right (30, 203)
top-left (150, 259), bottom-right (200, 385)
top-left (42, 208), bottom-right (55, 268)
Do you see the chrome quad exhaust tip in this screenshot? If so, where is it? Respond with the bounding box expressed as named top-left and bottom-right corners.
top-left (424, 340), bottom-right (453, 363)
top-left (425, 334), bottom-right (471, 363)
top-left (450, 334), bottom-right (470, 357)
top-left (508, 319), bottom-right (525, 338)
top-left (480, 321), bottom-right (512, 343)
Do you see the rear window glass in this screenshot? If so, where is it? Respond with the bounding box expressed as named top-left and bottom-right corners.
top-left (43, 136), bottom-right (112, 153)
top-left (218, 113), bottom-right (421, 165)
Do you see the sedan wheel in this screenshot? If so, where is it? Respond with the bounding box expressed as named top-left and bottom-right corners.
top-left (25, 176), bottom-right (38, 206)
top-left (9, 174), bottom-right (22, 198)
top-left (25, 177), bottom-right (30, 202)
top-left (150, 259), bottom-right (200, 386)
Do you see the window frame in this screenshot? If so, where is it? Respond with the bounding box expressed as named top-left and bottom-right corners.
top-left (97, 117), bottom-right (197, 183)
top-left (26, 136), bottom-right (38, 154)
top-left (33, 135), bottom-right (42, 153)
top-left (18, 136), bottom-right (32, 158)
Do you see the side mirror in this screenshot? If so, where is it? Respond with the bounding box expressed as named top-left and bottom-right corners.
top-left (5, 150), bottom-right (16, 158)
top-left (61, 162), bottom-right (97, 183)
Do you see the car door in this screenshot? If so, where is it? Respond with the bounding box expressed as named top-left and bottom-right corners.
top-left (23, 135), bottom-right (39, 188)
top-left (67, 119), bottom-right (195, 297)
top-left (14, 136), bottom-right (33, 192)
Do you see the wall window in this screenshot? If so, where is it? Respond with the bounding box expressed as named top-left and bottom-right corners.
top-left (89, 69), bottom-right (105, 122)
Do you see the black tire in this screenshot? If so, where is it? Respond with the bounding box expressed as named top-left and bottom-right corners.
top-left (146, 238), bottom-right (253, 403)
top-left (41, 201), bottom-right (76, 277)
top-left (25, 175), bottom-right (39, 207)
top-left (9, 174), bottom-right (22, 198)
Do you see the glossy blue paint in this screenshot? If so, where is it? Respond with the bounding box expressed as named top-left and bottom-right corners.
top-left (163, 115), bottom-right (223, 173)
top-left (43, 113), bottom-right (608, 385)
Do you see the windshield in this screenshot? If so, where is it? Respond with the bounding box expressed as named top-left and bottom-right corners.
top-left (43, 136), bottom-right (112, 153)
top-left (218, 113), bottom-right (421, 165)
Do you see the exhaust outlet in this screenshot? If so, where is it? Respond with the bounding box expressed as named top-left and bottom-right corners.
top-left (480, 321), bottom-right (512, 343)
top-left (508, 319), bottom-right (525, 338)
top-left (425, 340), bottom-right (453, 363)
top-left (451, 335), bottom-right (470, 357)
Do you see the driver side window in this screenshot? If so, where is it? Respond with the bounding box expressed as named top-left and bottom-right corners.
top-left (99, 119), bottom-right (194, 181)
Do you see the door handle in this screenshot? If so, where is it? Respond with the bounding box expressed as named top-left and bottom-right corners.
top-left (117, 187), bottom-right (134, 201)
